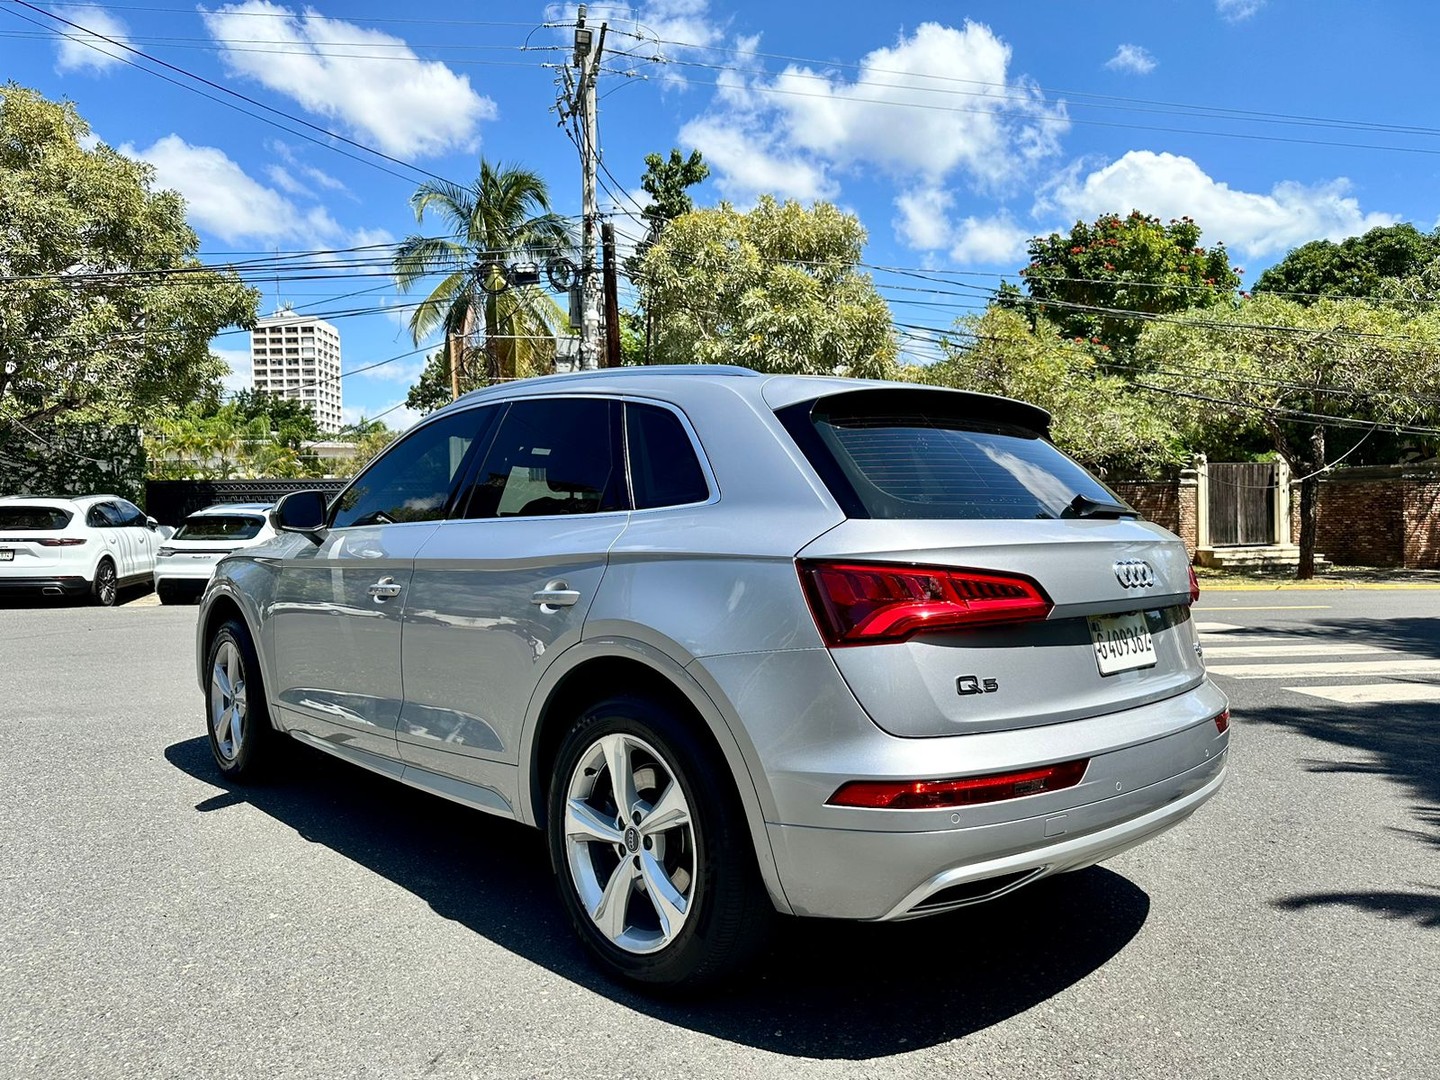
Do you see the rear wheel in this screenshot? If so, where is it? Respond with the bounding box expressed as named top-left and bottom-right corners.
top-left (205, 618), bottom-right (275, 780)
top-left (547, 694), bottom-right (772, 988)
top-left (91, 559), bottom-right (117, 607)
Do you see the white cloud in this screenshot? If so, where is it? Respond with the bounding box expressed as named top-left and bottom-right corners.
top-left (544, 1), bottom-right (724, 74)
top-left (1217, 0), bottom-right (1265, 20)
top-left (215, 348), bottom-right (252, 396)
top-left (1105, 45), bottom-right (1157, 75)
top-left (1038, 150), bottom-right (1398, 260)
top-left (122, 135), bottom-right (348, 246)
top-left (201, 2), bottom-right (496, 159)
top-left (682, 21), bottom-right (1067, 209)
top-left (678, 115), bottom-right (836, 203)
top-left (265, 165), bottom-right (310, 196)
top-left (894, 187), bottom-right (955, 250)
top-left (53, 4), bottom-right (132, 73)
top-left (948, 214), bottom-right (1030, 265)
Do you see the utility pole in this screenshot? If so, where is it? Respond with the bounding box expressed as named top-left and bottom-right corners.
top-left (573, 7), bottom-right (606, 372)
top-left (601, 222), bottom-right (621, 367)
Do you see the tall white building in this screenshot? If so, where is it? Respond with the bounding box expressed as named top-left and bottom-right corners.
top-left (249, 308), bottom-right (343, 433)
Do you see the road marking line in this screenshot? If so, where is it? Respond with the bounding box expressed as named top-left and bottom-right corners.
top-left (1285, 683), bottom-right (1440, 704)
top-left (1201, 643), bottom-right (1388, 658)
top-left (1194, 605), bottom-right (1333, 611)
top-left (1208, 658), bottom-right (1440, 679)
top-left (1194, 622), bottom-right (1243, 633)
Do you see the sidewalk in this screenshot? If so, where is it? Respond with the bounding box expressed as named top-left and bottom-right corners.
top-left (1194, 565), bottom-right (1440, 590)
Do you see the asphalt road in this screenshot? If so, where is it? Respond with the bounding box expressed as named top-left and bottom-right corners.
top-left (1, 587), bottom-right (1436, 1079)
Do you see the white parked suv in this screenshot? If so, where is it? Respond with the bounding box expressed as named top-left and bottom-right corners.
top-left (0, 494), bottom-right (162, 605)
top-left (155, 503), bottom-right (275, 604)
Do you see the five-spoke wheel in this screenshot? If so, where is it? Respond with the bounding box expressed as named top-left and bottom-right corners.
top-left (204, 618), bottom-right (273, 780)
top-left (548, 695), bottom-right (772, 987)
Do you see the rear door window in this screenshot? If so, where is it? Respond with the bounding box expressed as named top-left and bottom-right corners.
top-left (625, 402), bottom-right (709, 509)
top-left (458, 398), bottom-right (623, 519)
top-left (779, 390), bottom-right (1125, 520)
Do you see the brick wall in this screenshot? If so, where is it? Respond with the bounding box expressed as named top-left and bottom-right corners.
top-left (1285, 465), bottom-right (1440, 569)
top-left (1111, 474), bottom-right (1198, 558)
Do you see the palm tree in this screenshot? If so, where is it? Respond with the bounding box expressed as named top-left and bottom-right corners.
top-left (393, 161), bottom-right (572, 390)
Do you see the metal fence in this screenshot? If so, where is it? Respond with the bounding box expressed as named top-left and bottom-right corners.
top-left (144, 478), bottom-right (347, 527)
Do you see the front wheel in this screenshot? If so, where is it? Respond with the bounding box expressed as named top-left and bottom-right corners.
top-left (204, 618), bottom-right (275, 780)
top-left (547, 695), bottom-right (772, 988)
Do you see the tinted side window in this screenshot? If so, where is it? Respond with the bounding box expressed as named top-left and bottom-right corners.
top-left (331, 408), bottom-right (490, 529)
top-left (88, 503), bottom-right (123, 527)
top-left (626, 403), bottom-right (709, 509)
top-left (114, 500), bottom-right (147, 526)
top-left (459, 398), bottom-right (623, 519)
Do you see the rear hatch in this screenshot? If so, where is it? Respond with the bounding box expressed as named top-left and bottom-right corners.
top-left (163, 513), bottom-right (268, 561)
top-left (0, 505), bottom-right (81, 572)
top-left (777, 387), bottom-right (1204, 738)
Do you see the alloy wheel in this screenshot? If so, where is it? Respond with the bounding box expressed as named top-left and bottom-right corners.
top-left (562, 732), bottom-right (696, 955)
top-left (95, 562), bottom-right (116, 606)
top-left (209, 640), bottom-right (248, 763)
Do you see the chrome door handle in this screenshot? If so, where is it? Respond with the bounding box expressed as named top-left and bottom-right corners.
top-left (531, 588), bottom-right (581, 608)
top-left (368, 576), bottom-right (404, 600)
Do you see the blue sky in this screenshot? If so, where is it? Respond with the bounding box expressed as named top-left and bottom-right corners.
top-left (6, 0), bottom-right (1440, 429)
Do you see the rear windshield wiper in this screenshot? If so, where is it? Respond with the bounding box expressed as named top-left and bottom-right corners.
top-left (1062, 494), bottom-right (1137, 519)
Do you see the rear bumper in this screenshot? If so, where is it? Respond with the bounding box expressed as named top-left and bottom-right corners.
top-left (0, 575), bottom-right (89, 596)
top-left (768, 752), bottom-right (1226, 920)
top-left (155, 561), bottom-right (221, 584)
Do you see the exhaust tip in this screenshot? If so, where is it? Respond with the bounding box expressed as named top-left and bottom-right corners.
top-left (42, 586), bottom-right (63, 596)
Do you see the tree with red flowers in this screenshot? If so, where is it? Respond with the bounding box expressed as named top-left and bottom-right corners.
top-left (1009, 211), bottom-right (1242, 352)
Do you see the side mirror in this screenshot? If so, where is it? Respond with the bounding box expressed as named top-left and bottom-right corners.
top-left (146, 516), bottom-right (159, 530)
top-left (274, 490), bottom-right (329, 540)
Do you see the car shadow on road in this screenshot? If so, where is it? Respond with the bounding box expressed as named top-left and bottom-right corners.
top-left (166, 735), bottom-right (1151, 1059)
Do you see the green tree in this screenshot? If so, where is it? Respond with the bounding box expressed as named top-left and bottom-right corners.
top-left (226, 388), bottom-right (321, 449)
top-left (0, 85), bottom-right (258, 434)
top-left (639, 148), bottom-right (709, 243)
top-left (1136, 294), bottom-right (1440, 577)
top-left (392, 160), bottom-right (571, 403)
top-left (1253, 223), bottom-right (1440, 303)
top-left (913, 306), bottom-right (1183, 477)
top-left (638, 196), bottom-right (897, 376)
top-left (1014, 211), bottom-right (1241, 351)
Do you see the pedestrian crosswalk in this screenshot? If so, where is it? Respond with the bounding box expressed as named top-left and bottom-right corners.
top-left (1198, 623), bottom-right (1440, 704)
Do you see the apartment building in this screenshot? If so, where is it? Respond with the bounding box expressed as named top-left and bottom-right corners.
top-left (249, 308), bottom-right (343, 433)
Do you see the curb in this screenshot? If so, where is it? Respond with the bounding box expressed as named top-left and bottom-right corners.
top-left (1199, 581), bottom-right (1440, 592)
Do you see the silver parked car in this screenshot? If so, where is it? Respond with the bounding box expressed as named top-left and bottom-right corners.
top-left (196, 367), bottom-right (1228, 987)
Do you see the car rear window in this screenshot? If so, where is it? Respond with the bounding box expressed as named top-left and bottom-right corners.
top-left (174, 515), bottom-right (265, 541)
top-left (779, 391), bottom-right (1125, 521)
top-left (0, 506), bottom-right (72, 531)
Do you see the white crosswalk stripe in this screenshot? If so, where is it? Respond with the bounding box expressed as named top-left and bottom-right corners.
top-left (1285, 683), bottom-right (1440, 704)
top-left (1207, 658), bottom-right (1440, 679)
top-left (1197, 624), bottom-right (1440, 702)
top-left (1200, 642), bottom-right (1387, 658)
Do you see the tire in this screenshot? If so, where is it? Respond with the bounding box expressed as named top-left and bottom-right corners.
top-left (204, 618), bottom-right (276, 781)
top-left (547, 694), bottom-right (773, 989)
top-left (91, 558), bottom-right (118, 607)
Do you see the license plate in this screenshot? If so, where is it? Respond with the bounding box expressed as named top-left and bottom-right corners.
top-left (0, 548), bottom-right (12, 561)
top-left (1089, 611), bottom-right (1156, 676)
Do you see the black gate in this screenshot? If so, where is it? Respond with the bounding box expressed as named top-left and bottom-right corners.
top-left (1208, 463), bottom-right (1277, 546)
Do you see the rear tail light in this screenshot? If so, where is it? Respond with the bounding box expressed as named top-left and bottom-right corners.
top-left (1188, 565), bottom-right (1200, 605)
top-left (798, 560), bottom-right (1052, 646)
top-left (37, 537), bottom-right (87, 547)
top-left (828, 759), bottom-right (1089, 810)
top-left (1214, 708), bottom-right (1230, 734)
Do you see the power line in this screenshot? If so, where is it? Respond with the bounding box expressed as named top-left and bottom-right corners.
top-left (7, 1), bottom-right (459, 187)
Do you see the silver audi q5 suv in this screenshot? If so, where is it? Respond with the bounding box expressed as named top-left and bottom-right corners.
top-left (196, 366), bottom-right (1228, 987)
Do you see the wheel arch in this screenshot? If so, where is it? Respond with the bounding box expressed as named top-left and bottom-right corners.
top-left (521, 640), bottom-right (792, 916)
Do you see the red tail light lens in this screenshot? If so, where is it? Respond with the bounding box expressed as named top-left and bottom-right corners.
top-left (798, 560), bottom-right (1052, 646)
top-left (36, 537), bottom-right (87, 547)
top-left (1214, 708), bottom-right (1230, 734)
top-left (1188, 565), bottom-right (1200, 605)
top-left (828, 759), bottom-right (1089, 810)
